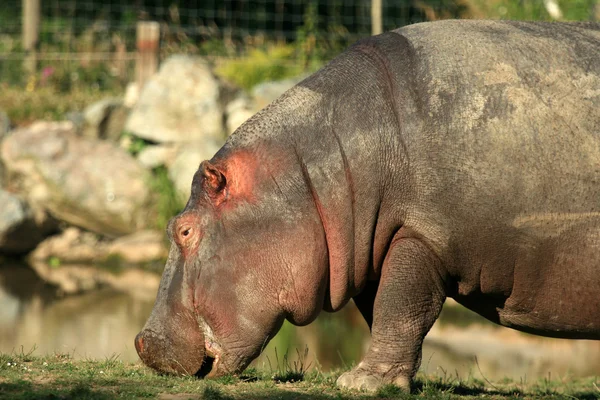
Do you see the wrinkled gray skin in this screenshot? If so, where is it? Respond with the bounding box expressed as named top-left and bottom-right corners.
top-left (136, 20), bottom-right (600, 391)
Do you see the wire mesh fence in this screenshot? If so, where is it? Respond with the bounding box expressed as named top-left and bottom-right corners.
top-left (0, 1), bottom-right (467, 49)
top-left (0, 1), bottom-right (598, 94)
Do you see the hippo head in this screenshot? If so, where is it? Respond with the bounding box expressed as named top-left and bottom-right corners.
top-left (135, 147), bottom-right (328, 377)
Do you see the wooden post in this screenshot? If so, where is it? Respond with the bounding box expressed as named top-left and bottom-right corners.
top-left (22, 0), bottom-right (40, 75)
top-left (371, 0), bottom-right (382, 35)
top-left (136, 21), bottom-right (160, 91)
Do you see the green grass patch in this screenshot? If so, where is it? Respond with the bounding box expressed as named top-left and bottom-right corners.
top-left (0, 85), bottom-right (121, 126)
top-left (214, 44), bottom-right (309, 91)
top-left (147, 165), bottom-right (185, 231)
top-left (0, 352), bottom-right (598, 399)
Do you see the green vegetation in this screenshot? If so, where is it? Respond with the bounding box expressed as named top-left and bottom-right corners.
top-left (214, 44), bottom-right (307, 91)
top-left (468, 0), bottom-right (597, 21)
top-left (0, 84), bottom-right (120, 126)
top-left (147, 165), bottom-right (185, 231)
top-left (121, 133), bottom-right (185, 231)
top-left (0, 351), bottom-right (598, 399)
top-left (269, 346), bottom-right (311, 383)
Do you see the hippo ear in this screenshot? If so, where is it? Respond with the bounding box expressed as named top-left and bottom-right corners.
top-left (200, 161), bottom-right (227, 198)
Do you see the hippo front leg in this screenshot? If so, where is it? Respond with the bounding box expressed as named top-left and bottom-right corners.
top-left (337, 238), bottom-right (446, 392)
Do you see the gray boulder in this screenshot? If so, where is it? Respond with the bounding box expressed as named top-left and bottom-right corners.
top-left (137, 144), bottom-right (178, 169)
top-left (0, 189), bottom-right (56, 254)
top-left (251, 75), bottom-right (307, 111)
top-left (169, 139), bottom-right (222, 201)
top-left (29, 227), bottom-right (168, 264)
top-left (125, 55), bottom-right (225, 143)
top-left (225, 95), bottom-right (256, 135)
top-left (82, 98), bottom-right (129, 142)
top-left (1, 121), bottom-right (152, 237)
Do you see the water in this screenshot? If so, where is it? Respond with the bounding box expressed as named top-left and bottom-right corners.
top-left (1, 263), bottom-right (599, 381)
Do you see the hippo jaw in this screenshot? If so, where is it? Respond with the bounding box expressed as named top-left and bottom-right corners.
top-left (134, 318), bottom-right (226, 378)
top-left (134, 284), bottom-right (273, 379)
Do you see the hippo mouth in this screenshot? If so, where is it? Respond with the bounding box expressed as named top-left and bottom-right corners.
top-left (195, 321), bottom-right (223, 378)
top-left (195, 354), bottom-right (216, 378)
top-left (195, 342), bottom-right (221, 378)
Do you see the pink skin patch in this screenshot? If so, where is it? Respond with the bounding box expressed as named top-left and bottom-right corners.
top-left (216, 150), bottom-right (261, 207)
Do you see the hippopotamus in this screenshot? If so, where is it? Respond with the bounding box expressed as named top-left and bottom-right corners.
top-left (135, 20), bottom-right (600, 391)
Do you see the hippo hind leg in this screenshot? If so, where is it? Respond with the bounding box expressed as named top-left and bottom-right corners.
top-left (337, 237), bottom-right (446, 392)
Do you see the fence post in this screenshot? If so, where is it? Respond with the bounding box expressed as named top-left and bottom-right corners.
top-left (22, 0), bottom-right (40, 75)
top-left (371, 0), bottom-right (382, 35)
top-left (136, 21), bottom-right (160, 91)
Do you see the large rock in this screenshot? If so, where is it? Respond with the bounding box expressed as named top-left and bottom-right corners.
top-left (0, 189), bottom-right (56, 254)
top-left (29, 227), bottom-right (168, 264)
top-left (137, 144), bottom-right (178, 169)
top-left (82, 98), bottom-right (129, 142)
top-left (29, 227), bottom-right (105, 263)
top-left (225, 95), bottom-right (256, 135)
top-left (251, 75), bottom-right (307, 111)
top-left (1, 121), bottom-right (152, 237)
top-left (169, 139), bottom-right (222, 201)
top-left (107, 230), bottom-right (168, 264)
top-left (28, 259), bottom-right (161, 296)
top-left (126, 55), bottom-right (225, 143)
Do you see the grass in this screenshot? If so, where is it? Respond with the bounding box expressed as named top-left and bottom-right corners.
top-left (0, 84), bottom-right (121, 126)
top-left (214, 43), bottom-right (309, 91)
top-left (0, 351), bottom-right (599, 399)
top-left (146, 165), bottom-right (186, 231)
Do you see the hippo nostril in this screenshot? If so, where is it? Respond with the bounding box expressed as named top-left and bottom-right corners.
top-left (195, 355), bottom-right (215, 379)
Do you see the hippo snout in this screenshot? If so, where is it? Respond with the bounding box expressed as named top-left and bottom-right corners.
top-left (135, 328), bottom-right (211, 377)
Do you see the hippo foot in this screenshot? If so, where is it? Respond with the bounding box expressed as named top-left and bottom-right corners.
top-left (336, 365), bottom-right (410, 392)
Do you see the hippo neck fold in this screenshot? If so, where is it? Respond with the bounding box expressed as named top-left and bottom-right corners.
top-left (220, 37), bottom-right (411, 312)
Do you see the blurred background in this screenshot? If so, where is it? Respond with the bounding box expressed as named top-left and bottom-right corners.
top-left (1, 0), bottom-right (600, 382)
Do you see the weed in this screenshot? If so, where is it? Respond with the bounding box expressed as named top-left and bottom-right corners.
top-left (99, 353), bottom-right (122, 370)
top-left (269, 346), bottom-right (312, 383)
top-left (148, 165), bottom-right (185, 230)
top-left (214, 374), bottom-right (238, 385)
top-left (214, 43), bottom-right (306, 91)
top-left (16, 345), bottom-right (38, 362)
top-left (48, 256), bottom-right (61, 269)
top-left (376, 384), bottom-right (409, 399)
top-left (121, 131), bottom-right (152, 157)
top-left (97, 253), bottom-right (125, 274)
top-left (203, 385), bottom-right (235, 400)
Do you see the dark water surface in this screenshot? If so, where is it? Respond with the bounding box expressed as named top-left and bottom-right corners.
top-left (1, 263), bottom-right (599, 381)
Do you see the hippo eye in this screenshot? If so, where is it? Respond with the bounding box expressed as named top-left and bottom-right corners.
top-left (178, 226), bottom-right (192, 241)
